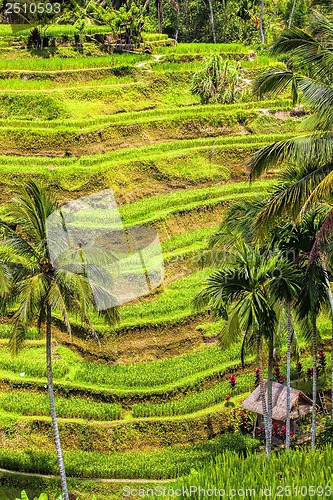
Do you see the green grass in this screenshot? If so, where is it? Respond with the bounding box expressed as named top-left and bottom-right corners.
top-left (74, 180), bottom-right (274, 228)
top-left (0, 98), bottom-right (290, 129)
top-left (0, 318), bottom-right (330, 398)
top-left (162, 226), bottom-right (217, 260)
top-left (0, 344), bottom-right (79, 380)
top-left (0, 324), bottom-right (42, 340)
top-left (172, 447), bottom-right (333, 498)
top-left (0, 74), bottom-right (136, 90)
top-left (132, 373), bottom-right (254, 417)
top-left (0, 131), bottom-right (295, 172)
top-left (73, 340), bottom-right (244, 389)
top-left (0, 53), bottom-right (150, 71)
top-left (0, 24), bottom-right (114, 38)
top-left (153, 43), bottom-right (253, 55)
top-left (0, 391), bottom-right (122, 420)
top-left (0, 434), bottom-right (258, 479)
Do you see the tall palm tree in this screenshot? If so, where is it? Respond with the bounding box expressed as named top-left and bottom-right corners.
top-left (249, 14), bottom-right (333, 423)
top-left (249, 13), bottom-right (333, 224)
top-left (203, 195), bottom-right (328, 448)
top-left (259, 0), bottom-right (265, 43)
top-left (296, 262), bottom-right (327, 446)
top-left (193, 242), bottom-right (299, 456)
top-left (0, 182), bottom-right (119, 499)
top-left (288, 0), bottom-right (298, 27)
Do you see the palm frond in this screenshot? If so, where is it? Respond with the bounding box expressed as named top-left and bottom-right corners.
top-left (269, 26), bottom-right (333, 81)
top-left (253, 163), bottom-right (332, 233)
top-left (9, 320), bottom-right (28, 355)
top-left (253, 69), bottom-right (298, 104)
top-left (308, 206), bottom-right (333, 266)
top-left (249, 133), bottom-right (333, 180)
top-left (301, 167), bottom-right (333, 212)
top-left (15, 273), bottom-right (49, 324)
top-left (297, 77), bottom-right (333, 129)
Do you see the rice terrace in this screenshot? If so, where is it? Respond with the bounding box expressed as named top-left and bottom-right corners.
top-left (0, 0), bottom-right (332, 499)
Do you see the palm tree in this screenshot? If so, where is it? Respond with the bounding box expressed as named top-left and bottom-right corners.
top-left (0, 182), bottom-right (119, 499)
top-left (249, 13), bottom-right (333, 223)
top-left (259, 0), bottom-right (265, 43)
top-left (203, 194), bottom-right (330, 448)
top-left (208, 0), bottom-right (216, 43)
top-left (249, 14), bottom-right (333, 423)
top-left (296, 262), bottom-right (327, 446)
top-left (288, 0), bottom-right (298, 27)
top-left (193, 242), bottom-right (299, 456)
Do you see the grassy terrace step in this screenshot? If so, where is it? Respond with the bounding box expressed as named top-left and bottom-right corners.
top-left (0, 397), bottom-right (246, 453)
top-left (57, 181), bottom-right (271, 237)
top-left (1, 178), bottom-right (272, 232)
top-left (0, 336), bottom-right (248, 389)
top-left (0, 132), bottom-right (295, 172)
top-left (1, 335), bottom-right (329, 403)
top-left (172, 447), bottom-right (333, 499)
top-left (0, 434), bottom-right (258, 479)
top-left (154, 42), bottom-right (253, 55)
top-left (0, 65), bottom-right (140, 81)
top-left (0, 54), bottom-right (151, 71)
top-left (0, 112), bottom-right (296, 154)
top-left (0, 135), bottom-right (290, 200)
top-left (0, 392), bottom-right (122, 421)
top-left (0, 74), bottom-right (198, 119)
top-left (0, 74), bottom-right (137, 90)
top-left (1, 344), bottom-right (329, 420)
top-left (0, 99), bottom-right (291, 128)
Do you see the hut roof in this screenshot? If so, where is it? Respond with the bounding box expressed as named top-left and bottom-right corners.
top-left (241, 381), bottom-right (312, 421)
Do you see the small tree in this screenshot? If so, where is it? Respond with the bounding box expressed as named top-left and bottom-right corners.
top-left (0, 182), bottom-right (119, 500)
top-left (191, 53), bottom-right (245, 104)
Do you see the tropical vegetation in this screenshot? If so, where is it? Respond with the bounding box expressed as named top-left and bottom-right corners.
top-left (0, 1), bottom-right (333, 499)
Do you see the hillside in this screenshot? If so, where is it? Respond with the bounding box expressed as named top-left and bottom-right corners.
top-left (0, 38), bottom-right (332, 500)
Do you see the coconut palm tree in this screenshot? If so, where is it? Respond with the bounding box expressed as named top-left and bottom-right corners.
top-left (288, 0), bottom-right (298, 27)
top-left (259, 0), bottom-right (265, 43)
top-left (296, 262), bottom-right (327, 445)
top-left (202, 192), bottom-right (331, 447)
top-left (0, 182), bottom-right (119, 500)
top-left (249, 12), bottom-right (333, 225)
top-left (193, 241), bottom-right (300, 456)
top-left (249, 13), bottom-right (333, 422)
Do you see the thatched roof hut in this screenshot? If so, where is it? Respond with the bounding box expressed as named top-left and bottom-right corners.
top-left (242, 381), bottom-right (312, 422)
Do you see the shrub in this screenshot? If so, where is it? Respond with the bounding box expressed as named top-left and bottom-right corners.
top-left (191, 53), bottom-right (248, 104)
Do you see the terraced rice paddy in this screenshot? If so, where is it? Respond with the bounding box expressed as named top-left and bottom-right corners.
top-left (0, 37), bottom-right (330, 499)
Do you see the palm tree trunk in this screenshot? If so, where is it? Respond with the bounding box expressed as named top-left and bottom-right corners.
top-left (257, 332), bottom-right (269, 455)
top-left (259, 0), bottom-right (265, 44)
top-left (267, 341), bottom-right (274, 458)
top-left (311, 314), bottom-right (317, 448)
top-left (156, 0), bottom-right (163, 34)
top-left (319, 255), bottom-right (333, 419)
top-left (46, 304), bottom-right (69, 500)
top-left (286, 302), bottom-right (292, 449)
top-left (183, 0), bottom-right (189, 31)
top-left (288, 0), bottom-right (297, 28)
top-left (207, 0), bottom-right (216, 43)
